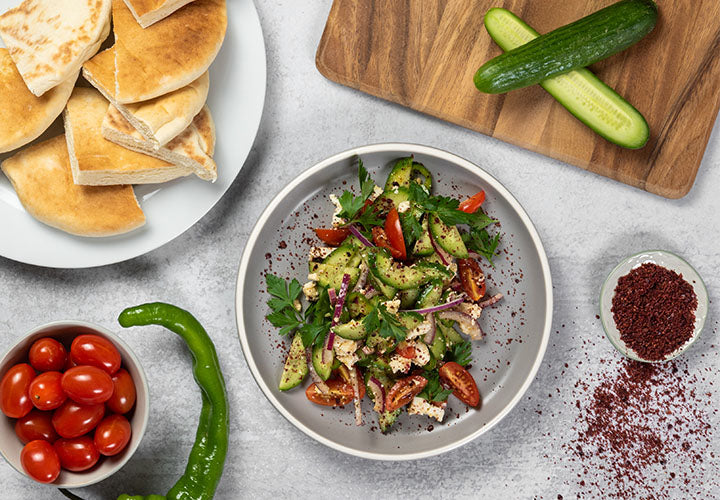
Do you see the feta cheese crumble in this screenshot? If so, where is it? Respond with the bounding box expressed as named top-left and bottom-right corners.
top-left (408, 397), bottom-right (445, 422)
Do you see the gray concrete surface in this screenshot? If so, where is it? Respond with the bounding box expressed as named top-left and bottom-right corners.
top-left (0, 2), bottom-right (718, 499)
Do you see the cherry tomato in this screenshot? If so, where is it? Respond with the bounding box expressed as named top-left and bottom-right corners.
top-left (384, 208), bottom-right (407, 260)
top-left (457, 257), bottom-right (486, 301)
top-left (106, 369), bottom-right (136, 414)
top-left (20, 440), bottom-right (60, 483)
top-left (54, 436), bottom-right (100, 472)
top-left (70, 335), bottom-right (121, 375)
top-left (371, 227), bottom-right (404, 259)
top-left (314, 227), bottom-right (350, 246)
top-left (0, 363), bottom-right (36, 418)
top-left (61, 366), bottom-right (114, 405)
top-left (94, 414), bottom-right (132, 457)
top-left (458, 190), bottom-right (486, 213)
top-left (28, 371), bottom-right (66, 411)
top-left (336, 366), bottom-right (366, 399)
top-left (15, 410), bottom-right (60, 444)
top-left (395, 341), bottom-right (416, 359)
top-left (52, 400), bottom-right (105, 439)
top-left (28, 338), bottom-right (67, 372)
top-left (386, 375), bottom-right (428, 411)
top-left (439, 361), bottom-right (480, 407)
top-left (305, 379), bottom-right (355, 406)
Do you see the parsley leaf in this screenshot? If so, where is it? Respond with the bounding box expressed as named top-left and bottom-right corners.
top-left (448, 340), bottom-right (473, 367)
top-left (463, 228), bottom-right (501, 266)
top-left (362, 304), bottom-right (407, 342)
top-left (419, 370), bottom-right (454, 403)
top-left (335, 158), bottom-right (384, 233)
top-left (266, 274), bottom-right (332, 347)
top-left (399, 211), bottom-right (423, 251)
top-left (336, 190), bottom-right (366, 221)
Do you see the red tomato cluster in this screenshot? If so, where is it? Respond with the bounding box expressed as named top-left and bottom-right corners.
top-left (0, 335), bottom-right (136, 483)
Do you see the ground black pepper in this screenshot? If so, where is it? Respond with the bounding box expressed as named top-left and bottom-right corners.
top-left (611, 263), bottom-right (697, 361)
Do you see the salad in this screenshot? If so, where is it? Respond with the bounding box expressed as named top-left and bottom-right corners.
top-left (265, 156), bottom-right (503, 433)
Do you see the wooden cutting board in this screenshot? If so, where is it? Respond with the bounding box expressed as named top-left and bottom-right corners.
top-left (316, 0), bottom-right (720, 198)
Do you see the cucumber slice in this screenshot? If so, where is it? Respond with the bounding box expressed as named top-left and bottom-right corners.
top-left (366, 331), bottom-right (395, 353)
top-left (278, 333), bottom-right (308, 391)
top-left (481, 6), bottom-right (652, 149)
top-left (377, 187), bottom-right (411, 211)
top-left (323, 244), bottom-right (357, 267)
top-left (438, 319), bottom-right (464, 347)
top-left (429, 214), bottom-right (469, 259)
top-left (333, 319), bottom-right (367, 340)
top-left (413, 218), bottom-right (434, 257)
top-left (397, 311), bottom-right (423, 331)
top-left (429, 326), bottom-right (447, 359)
top-left (416, 279), bottom-right (444, 309)
top-left (398, 288), bottom-right (420, 309)
top-left (346, 292), bottom-right (372, 318)
top-left (370, 249), bottom-right (451, 290)
top-left (312, 263), bottom-right (360, 291)
top-left (379, 409), bottom-right (401, 433)
top-left (368, 272), bottom-right (397, 299)
top-left (384, 157), bottom-right (433, 191)
top-left (312, 343), bottom-right (332, 381)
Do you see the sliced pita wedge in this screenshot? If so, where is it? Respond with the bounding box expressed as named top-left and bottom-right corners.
top-left (113, 0), bottom-right (226, 103)
top-left (1, 136), bottom-right (145, 237)
top-left (0, 49), bottom-right (77, 153)
top-left (83, 47), bottom-right (210, 148)
top-left (64, 87), bottom-right (194, 186)
top-left (0, 0), bottom-right (111, 96)
top-left (123, 0), bottom-right (198, 28)
top-left (103, 105), bottom-right (217, 182)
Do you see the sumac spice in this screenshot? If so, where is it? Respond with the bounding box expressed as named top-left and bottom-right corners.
top-left (611, 262), bottom-right (697, 361)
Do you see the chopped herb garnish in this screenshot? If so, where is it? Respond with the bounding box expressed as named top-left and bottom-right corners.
top-left (448, 340), bottom-right (473, 367)
top-left (336, 158), bottom-right (384, 232)
top-left (266, 274), bottom-right (331, 347)
top-left (363, 303), bottom-right (408, 342)
top-left (419, 370), bottom-right (454, 403)
top-left (399, 211), bottom-right (423, 251)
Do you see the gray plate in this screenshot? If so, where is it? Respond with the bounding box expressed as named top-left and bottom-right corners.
top-left (235, 143), bottom-right (553, 460)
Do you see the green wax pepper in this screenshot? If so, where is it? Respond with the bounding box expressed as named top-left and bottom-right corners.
top-left (60, 303), bottom-right (228, 500)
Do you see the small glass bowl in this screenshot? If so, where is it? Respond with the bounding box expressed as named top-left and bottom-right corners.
top-left (599, 250), bottom-right (708, 363)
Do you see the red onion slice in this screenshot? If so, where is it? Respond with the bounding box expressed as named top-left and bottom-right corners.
top-left (437, 310), bottom-right (483, 340)
top-left (322, 329), bottom-right (335, 365)
top-left (428, 223), bottom-right (451, 266)
top-left (405, 296), bottom-right (465, 314)
top-left (349, 367), bottom-right (363, 426)
top-left (332, 273), bottom-right (351, 326)
top-left (423, 313), bottom-right (436, 344)
top-left (367, 377), bottom-right (386, 413)
top-left (348, 224), bottom-right (374, 247)
top-left (306, 348), bottom-right (329, 393)
top-left (478, 293), bottom-right (503, 308)
top-left (353, 263), bottom-right (369, 292)
top-left (328, 287), bottom-right (337, 306)
top-left (364, 286), bottom-right (379, 299)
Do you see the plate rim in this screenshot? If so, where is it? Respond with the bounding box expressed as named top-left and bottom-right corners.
top-left (235, 142), bottom-right (554, 461)
top-left (0, 0), bottom-right (267, 269)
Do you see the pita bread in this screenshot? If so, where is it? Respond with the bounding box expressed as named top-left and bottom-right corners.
top-left (0, 135), bottom-right (145, 237)
top-left (64, 87), bottom-right (194, 185)
top-left (83, 48), bottom-right (210, 147)
top-left (0, 49), bottom-right (77, 153)
top-left (0, 0), bottom-right (111, 96)
top-left (103, 105), bottom-right (217, 181)
top-left (123, 0), bottom-right (198, 28)
top-left (113, 0), bottom-right (226, 103)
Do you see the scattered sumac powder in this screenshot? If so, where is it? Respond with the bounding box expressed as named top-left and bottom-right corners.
top-left (567, 359), bottom-right (715, 498)
top-left (611, 263), bottom-right (697, 361)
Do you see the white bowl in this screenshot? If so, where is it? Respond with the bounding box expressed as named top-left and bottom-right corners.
top-left (235, 143), bottom-right (553, 460)
top-left (0, 321), bottom-right (150, 487)
top-left (599, 250), bottom-right (708, 362)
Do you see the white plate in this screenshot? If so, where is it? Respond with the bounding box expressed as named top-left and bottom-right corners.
top-left (0, 0), bottom-right (266, 268)
top-left (236, 144), bottom-right (553, 460)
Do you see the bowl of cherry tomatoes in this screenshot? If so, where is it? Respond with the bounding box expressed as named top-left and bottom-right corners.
top-left (0, 321), bottom-right (149, 487)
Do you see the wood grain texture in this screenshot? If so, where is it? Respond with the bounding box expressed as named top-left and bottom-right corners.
top-left (316, 0), bottom-right (720, 198)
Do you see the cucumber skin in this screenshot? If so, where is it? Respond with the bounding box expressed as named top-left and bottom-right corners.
top-left (484, 7), bottom-right (650, 149)
top-left (474, 0), bottom-right (658, 94)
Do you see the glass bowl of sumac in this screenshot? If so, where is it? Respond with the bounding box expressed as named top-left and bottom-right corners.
top-left (0, 321), bottom-right (149, 487)
top-left (599, 250), bottom-right (708, 363)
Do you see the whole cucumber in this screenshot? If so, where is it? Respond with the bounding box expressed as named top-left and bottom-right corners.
top-left (474, 0), bottom-right (658, 94)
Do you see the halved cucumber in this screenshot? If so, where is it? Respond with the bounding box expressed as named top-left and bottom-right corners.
top-left (379, 409), bottom-right (401, 433)
top-left (377, 187), bottom-right (411, 211)
top-left (413, 217), bottom-right (434, 257)
top-left (429, 326), bottom-right (446, 359)
top-left (310, 262), bottom-right (360, 291)
top-left (368, 271), bottom-right (397, 299)
top-left (416, 279), bottom-right (444, 309)
top-left (333, 319), bottom-right (367, 340)
top-left (346, 292), bottom-right (372, 317)
top-left (398, 288), bottom-right (420, 309)
top-left (481, 5), bottom-right (652, 148)
top-left (278, 333), bottom-right (308, 391)
top-left (429, 214), bottom-right (469, 258)
top-left (397, 311), bottom-right (424, 331)
top-left (438, 319), bottom-right (464, 347)
top-left (366, 331), bottom-right (395, 353)
top-left (312, 343), bottom-right (333, 381)
top-left (370, 249), bottom-right (451, 290)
